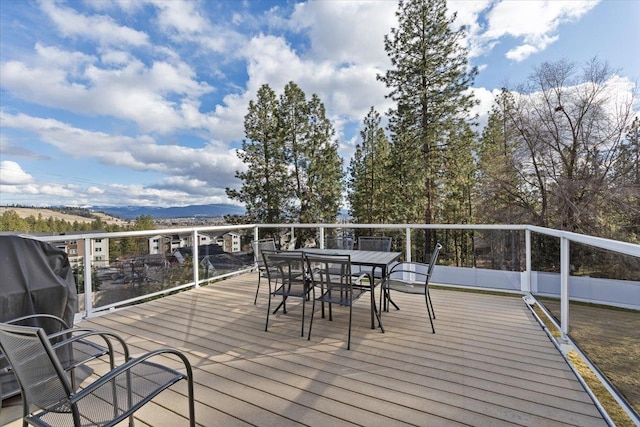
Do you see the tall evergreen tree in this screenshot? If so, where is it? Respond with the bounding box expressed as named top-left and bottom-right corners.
top-left (386, 102), bottom-right (426, 224)
top-left (439, 120), bottom-right (476, 225)
top-left (476, 89), bottom-right (533, 224)
top-left (228, 82), bottom-right (342, 239)
top-left (379, 0), bottom-right (477, 254)
top-left (304, 94), bottom-right (343, 224)
top-left (279, 82), bottom-right (311, 222)
top-left (348, 107), bottom-right (392, 224)
top-left (226, 84), bottom-right (288, 224)
top-left (279, 83), bottom-right (343, 227)
top-left (438, 120), bottom-right (477, 266)
top-left (0, 210), bottom-right (29, 232)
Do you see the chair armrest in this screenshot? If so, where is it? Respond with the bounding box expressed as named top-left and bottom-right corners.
top-left (70, 348), bottom-right (193, 404)
top-left (50, 328), bottom-right (131, 362)
top-left (6, 313), bottom-right (70, 330)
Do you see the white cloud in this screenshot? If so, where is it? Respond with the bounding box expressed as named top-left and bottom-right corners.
top-left (0, 46), bottom-right (213, 134)
top-left (470, 87), bottom-right (502, 130)
top-left (0, 161), bottom-right (35, 185)
top-left (242, 33), bottom-right (390, 127)
top-left (478, 0), bottom-right (599, 62)
top-left (289, 1), bottom-right (396, 66)
top-left (151, 0), bottom-right (208, 35)
top-left (39, 1), bottom-right (149, 47)
top-left (0, 112), bottom-right (243, 189)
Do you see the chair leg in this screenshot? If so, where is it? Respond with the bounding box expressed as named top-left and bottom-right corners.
top-left (387, 288), bottom-right (399, 311)
top-left (372, 297), bottom-right (384, 333)
top-left (254, 273), bottom-right (261, 305)
top-left (265, 292), bottom-right (271, 332)
top-left (187, 373), bottom-right (196, 427)
top-left (22, 399), bottom-right (29, 427)
top-left (300, 296), bottom-right (305, 337)
top-left (347, 303), bottom-right (353, 350)
top-left (272, 282), bottom-right (289, 314)
top-left (427, 287), bottom-right (436, 319)
top-left (307, 298), bottom-right (316, 341)
top-left (380, 286), bottom-right (400, 313)
top-left (370, 283), bottom-right (384, 332)
top-left (425, 287), bottom-right (435, 334)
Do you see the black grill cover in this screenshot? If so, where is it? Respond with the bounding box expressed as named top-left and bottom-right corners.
top-left (0, 234), bottom-right (78, 326)
top-left (1, 235), bottom-right (78, 400)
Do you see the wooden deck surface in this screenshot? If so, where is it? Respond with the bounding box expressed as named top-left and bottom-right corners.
top-left (1, 272), bottom-right (607, 426)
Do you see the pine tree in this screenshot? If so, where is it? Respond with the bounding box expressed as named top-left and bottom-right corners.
top-left (279, 82), bottom-right (311, 222)
top-left (379, 0), bottom-right (477, 255)
top-left (279, 84), bottom-right (343, 245)
top-left (439, 120), bottom-right (477, 265)
top-left (226, 84), bottom-right (288, 224)
top-left (304, 93), bottom-right (343, 224)
top-left (476, 89), bottom-right (532, 224)
top-left (228, 82), bottom-right (343, 241)
top-left (0, 210), bottom-right (29, 232)
top-left (348, 107), bottom-right (392, 224)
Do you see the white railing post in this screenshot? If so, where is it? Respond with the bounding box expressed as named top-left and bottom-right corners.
top-left (290, 226), bottom-right (295, 249)
top-left (254, 226), bottom-right (259, 242)
top-left (83, 237), bottom-right (93, 318)
top-left (192, 230), bottom-right (199, 287)
top-left (405, 227), bottom-right (411, 262)
top-left (524, 229), bottom-right (531, 293)
top-left (560, 235), bottom-right (570, 340)
top-left (319, 226), bottom-right (325, 249)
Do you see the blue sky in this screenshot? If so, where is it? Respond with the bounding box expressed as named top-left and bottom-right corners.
top-left (1, 0), bottom-right (638, 208)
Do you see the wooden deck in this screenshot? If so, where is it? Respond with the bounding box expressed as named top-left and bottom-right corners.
top-left (2, 272), bottom-right (607, 426)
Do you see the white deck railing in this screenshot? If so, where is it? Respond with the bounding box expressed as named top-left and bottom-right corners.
top-left (32, 223), bottom-right (638, 326)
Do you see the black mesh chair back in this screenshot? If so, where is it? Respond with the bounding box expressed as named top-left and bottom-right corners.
top-left (0, 322), bottom-right (196, 426)
top-left (356, 236), bottom-right (393, 279)
top-left (324, 236), bottom-right (355, 250)
top-left (0, 314), bottom-right (118, 403)
top-left (252, 238), bottom-right (277, 304)
top-left (306, 252), bottom-right (378, 350)
top-left (383, 243), bottom-right (442, 333)
top-left (358, 236), bottom-right (392, 252)
top-left (262, 250), bottom-right (312, 337)
top-left (1, 314), bottom-right (67, 401)
top-left (0, 324), bottom-right (73, 415)
top-left (253, 238), bottom-right (276, 269)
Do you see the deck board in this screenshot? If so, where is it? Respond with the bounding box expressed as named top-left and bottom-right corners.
top-left (1, 272), bottom-right (607, 426)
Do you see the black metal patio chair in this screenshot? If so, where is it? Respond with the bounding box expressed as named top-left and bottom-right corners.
top-left (381, 243), bottom-right (442, 333)
top-left (355, 236), bottom-right (393, 279)
top-left (0, 322), bottom-right (195, 427)
top-left (1, 314), bottom-right (117, 403)
top-left (324, 236), bottom-right (355, 250)
top-left (305, 252), bottom-right (377, 350)
top-left (251, 238), bottom-right (277, 304)
top-left (262, 249), bottom-right (313, 337)
top-left (357, 236), bottom-right (392, 252)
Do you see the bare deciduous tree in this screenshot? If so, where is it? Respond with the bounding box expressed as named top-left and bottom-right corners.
top-left (508, 58), bottom-right (637, 234)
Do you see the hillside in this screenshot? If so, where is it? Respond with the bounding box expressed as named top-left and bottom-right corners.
top-left (96, 204), bottom-right (245, 219)
top-left (0, 207), bottom-right (127, 225)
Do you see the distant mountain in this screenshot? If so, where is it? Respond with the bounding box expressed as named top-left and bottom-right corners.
top-left (95, 204), bottom-right (245, 220)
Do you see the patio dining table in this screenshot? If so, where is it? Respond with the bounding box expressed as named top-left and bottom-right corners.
top-left (297, 248), bottom-right (401, 330)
